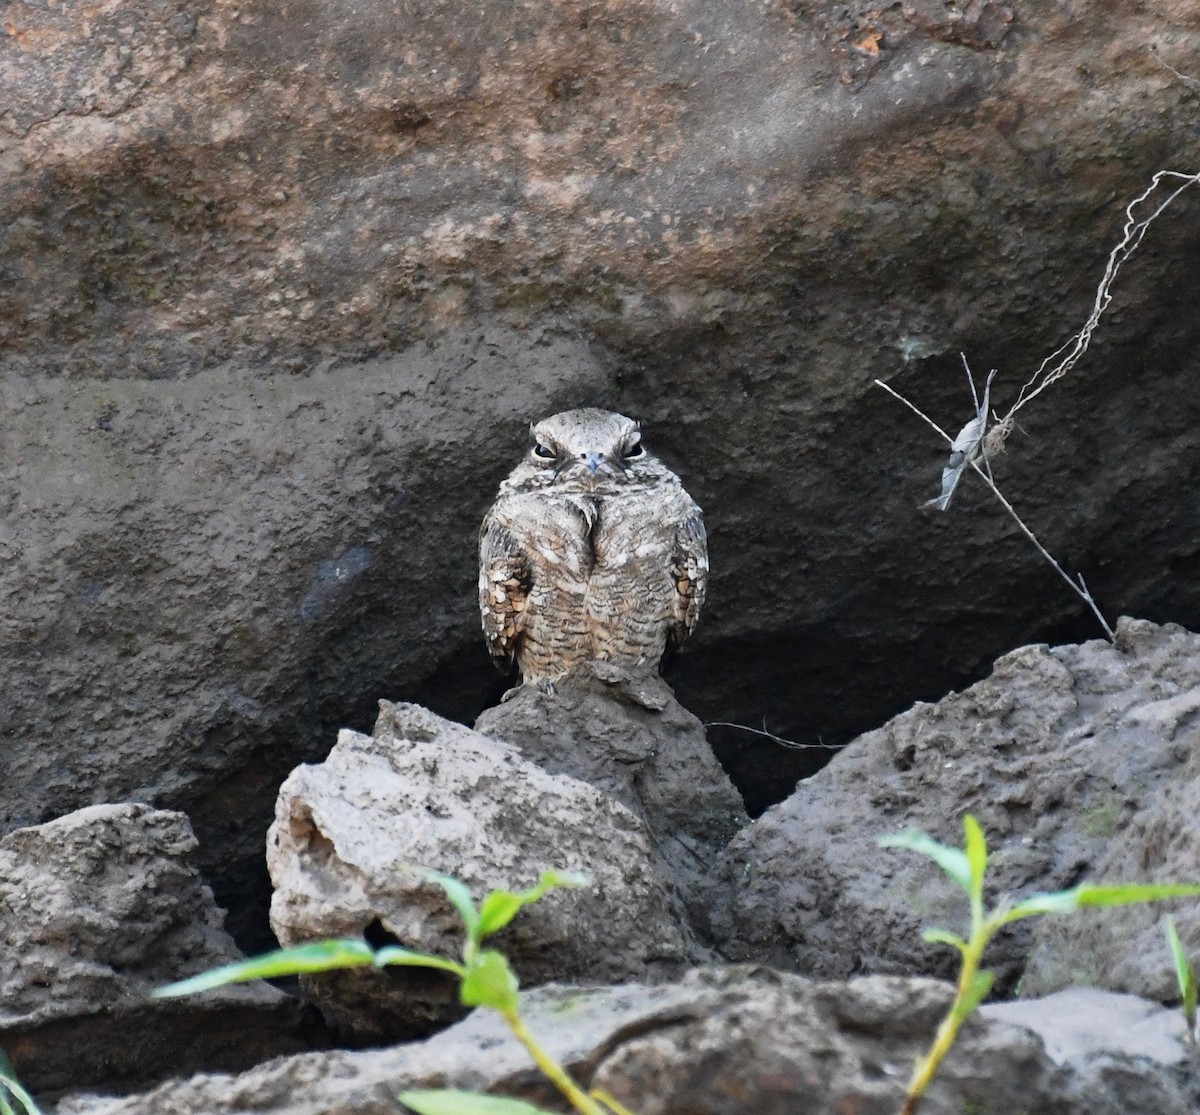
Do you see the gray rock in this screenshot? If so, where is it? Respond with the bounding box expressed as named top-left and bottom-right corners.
top-left (4, 0), bottom-right (1200, 953)
top-left (1021, 643), bottom-right (1200, 998)
top-left (267, 700), bottom-right (695, 1040)
top-left (592, 970), bottom-right (1200, 1115)
top-left (980, 988), bottom-right (1189, 1067)
top-left (0, 329), bottom-right (608, 949)
top-left (475, 663), bottom-right (749, 941)
top-left (711, 619), bottom-right (1200, 994)
top-left (53, 978), bottom-right (707, 1115)
top-left (52, 969), bottom-right (1200, 1115)
top-left (0, 804), bottom-right (321, 1096)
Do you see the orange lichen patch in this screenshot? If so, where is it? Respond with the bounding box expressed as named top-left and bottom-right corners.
top-left (852, 30), bottom-right (883, 57)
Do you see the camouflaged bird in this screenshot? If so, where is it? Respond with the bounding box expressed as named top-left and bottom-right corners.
top-left (479, 409), bottom-right (708, 683)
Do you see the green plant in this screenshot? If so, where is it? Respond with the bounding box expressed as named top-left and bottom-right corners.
top-left (879, 815), bottom-right (1200, 1115)
top-left (1165, 915), bottom-right (1197, 1046)
top-left (155, 870), bottom-right (636, 1115)
top-left (0, 1049), bottom-right (41, 1115)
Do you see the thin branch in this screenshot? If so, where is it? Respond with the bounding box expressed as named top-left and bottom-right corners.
top-left (966, 457), bottom-right (1116, 641)
top-left (874, 379), bottom-right (953, 445)
top-left (875, 378), bottom-right (1116, 642)
top-left (873, 172), bottom-right (1198, 642)
top-left (1150, 46), bottom-right (1200, 90)
top-left (1000, 170), bottom-right (1200, 430)
top-left (704, 722), bottom-right (843, 751)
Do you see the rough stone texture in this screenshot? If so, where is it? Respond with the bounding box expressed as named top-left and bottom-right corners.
top-left (1022, 637), bottom-right (1200, 998)
top-left (4, 0), bottom-right (1200, 952)
top-left (591, 970), bottom-right (1200, 1115)
top-left (0, 329), bottom-right (607, 951)
top-left (267, 699), bottom-right (695, 1040)
top-left (53, 969), bottom-right (1200, 1115)
top-left (980, 988), bottom-right (1189, 1067)
top-left (475, 663), bottom-right (749, 941)
top-left (1022, 775), bottom-right (1200, 999)
top-left (0, 804), bottom-right (323, 1096)
top-left (711, 619), bottom-right (1200, 993)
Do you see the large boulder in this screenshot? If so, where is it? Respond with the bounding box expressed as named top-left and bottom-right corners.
top-left (475, 663), bottom-right (749, 941)
top-left (711, 619), bottom-right (1200, 993)
top-left (3, 0), bottom-right (1200, 951)
top-left (54, 969), bottom-right (1199, 1115)
top-left (1022, 655), bottom-right (1200, 998)
top-left (0, 329), bottom-right (606, 952)
top-left (0, 804), bottom-right (322, 1095)
top-left (267, 700), bottom-right (696, 1040)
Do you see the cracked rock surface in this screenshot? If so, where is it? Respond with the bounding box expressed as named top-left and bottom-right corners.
top-left (267, 699), bottom-right (698, 1040)
top-left (711, 618), bottom-right (1200, 993)
top-left (55, 968), bottom-right (1200, 1115)
top-left (3, 2), bottom-right (1200, 954)
top-left (0, 803), bottom-right (324, 1096)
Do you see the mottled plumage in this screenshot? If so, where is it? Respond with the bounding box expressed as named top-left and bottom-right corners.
top-left (479, 409), bottom-right (707, 683)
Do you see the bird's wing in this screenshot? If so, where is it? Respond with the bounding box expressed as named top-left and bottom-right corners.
top-left (922, 411), bottom-right (984, 511)
top-left (668, 503), bottom-right (708, 653)
top-left (923, 369), bottom-right (995, 512)
top-left (478, 512), bottom-right (531, 673)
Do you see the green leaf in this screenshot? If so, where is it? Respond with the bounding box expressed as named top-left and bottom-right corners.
top-left (374, 946), bottom-right (465, 978)
top-left (1166, 917), bottom-right (1197, 1031)
top-left (424, 871), bottom-right (480, 937)
top-left (922, 927), bottom-right (968, 953)
top-left (1071, 882), bottom-right (1200, 907)
top-left (963, 815), bottom-right (988, 904)
top-left (476, 871), bottom-right (591, 939)
top-left (998, 891), bottom-right (1079, 922)
top-left (460, 949), bottom-right (519, 1014)
top-left (1000, 882), bottom-right (1200, 927)
top-left (954, 969), bottom-right (996, 1019)
top-left (397, 1090), bottom-right (557, 1115)
top-left (878, 829), bottom-right (972, 895)
top-left (153, 938), bottom-right (377, 998)
top-left (475, 893), bottom-right (525, 939)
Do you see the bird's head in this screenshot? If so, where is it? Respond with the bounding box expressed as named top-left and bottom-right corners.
top-left (519, 408), bottom-right (655, 492)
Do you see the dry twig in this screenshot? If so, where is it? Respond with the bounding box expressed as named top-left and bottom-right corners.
top-left (988, 170), bottom-right (1200, 449)
top-left (1150, 45), bottom-right (1200, 90)
top-left (875, 374), bottom-right (1116, 640)
top-left (874, 169), bottom-right (1199, 642)
top-left (705, 721), bottom-right (842, 751)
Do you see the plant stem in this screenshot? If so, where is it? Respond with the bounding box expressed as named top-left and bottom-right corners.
top-left (590, 1088), bottom-right (640, 1115)
top-left (969, 460), bottom-right (1116, 641)
top-left (901, 934), bottom-right (988, 1115)
top-left (501, 1008), bottom-right (606, 1115)
top-left (0, 1082), bottom-right (40, 1115)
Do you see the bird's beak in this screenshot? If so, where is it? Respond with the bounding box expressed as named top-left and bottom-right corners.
top-left (585, 451), bottom-right (604, 474)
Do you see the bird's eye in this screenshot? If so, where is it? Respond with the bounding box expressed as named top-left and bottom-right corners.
top-left (533, 443), bottom-right (556, 460)
top-left (624, 439), bottom-right (644, 458)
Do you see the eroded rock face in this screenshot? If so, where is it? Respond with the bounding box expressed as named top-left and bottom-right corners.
top-left (475, 663), bottom-right (749, 941)
top-left (0, 804), bottom-right (322, 1095)
top-left (4, 0), bottom-right (1200, 961)
top-left (267, 700), bottom-right (696, 1040)
top-left (5, 0), bottom-right (1195, 376)
top-left (0, 328), bottom-right (609, 950)
top-left (53, 969), bottom-right (1200, 1115)
top-left (1021, 769), bottom-right (1200, 998)
top-left (711, 619), bottom-right (1200, 993)
top-left (589, 970), bottom-right (1198, 1115)
top-left (1021, 621), bottom-right (1200, 997)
